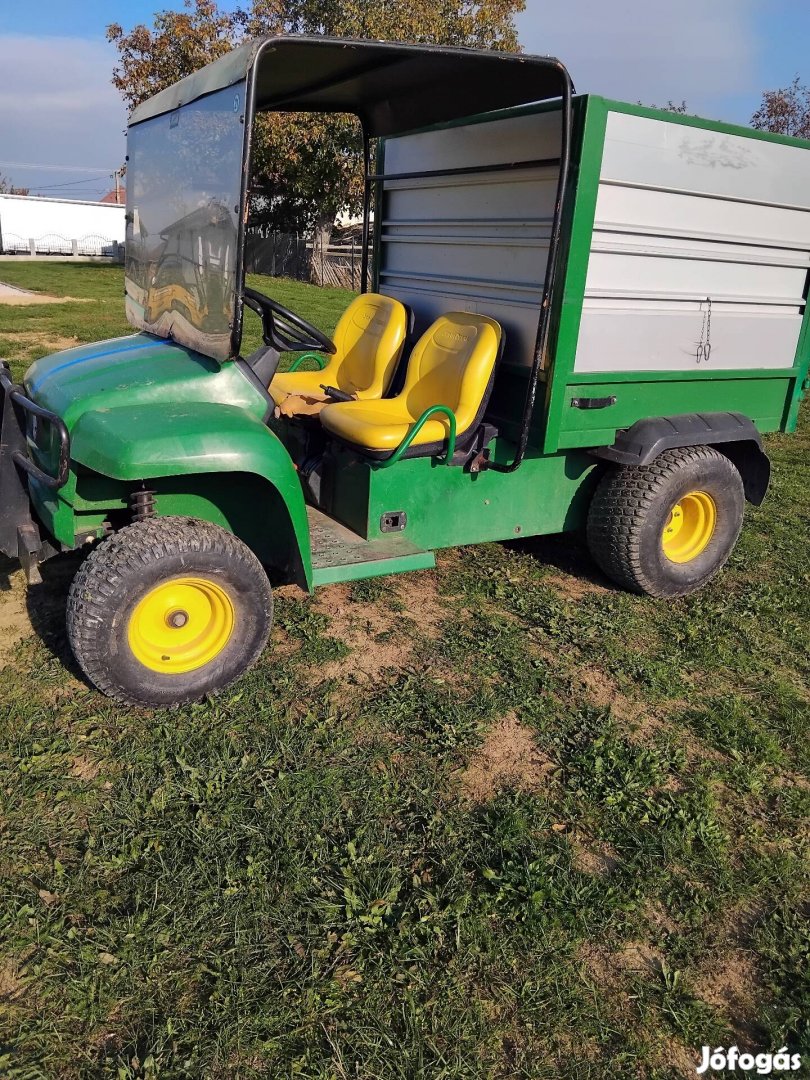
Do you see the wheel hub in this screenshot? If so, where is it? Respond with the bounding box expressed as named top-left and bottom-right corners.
top-left (662, 490), bottom-right (717, 564)
top-left (128, 578), bottom-right (235, 674)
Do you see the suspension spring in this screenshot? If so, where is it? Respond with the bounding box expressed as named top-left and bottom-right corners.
top-left (130, 488), bottom-right (156, 522)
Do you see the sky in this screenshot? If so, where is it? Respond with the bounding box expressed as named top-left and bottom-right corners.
top-left (0, 0), bottom-right (808, 200)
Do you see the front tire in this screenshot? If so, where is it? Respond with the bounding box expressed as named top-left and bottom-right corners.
top-left (66, 517), bottom-right (273, 707)
top-left (586, 445), bottom-right (745, 598)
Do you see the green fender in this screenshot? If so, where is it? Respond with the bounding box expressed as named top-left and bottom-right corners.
top-left (70, 402), bottom-right (314, 587)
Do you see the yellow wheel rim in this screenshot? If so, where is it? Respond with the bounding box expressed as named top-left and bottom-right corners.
top-left (661, 491), bottom-right (717, 564)
top-left (128, 577), bottom-right (235, 674)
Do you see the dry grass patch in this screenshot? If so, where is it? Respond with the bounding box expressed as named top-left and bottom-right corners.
top-left (0, 961), bottom-right (25, 1002)
top-left (0, 568), bottom-right (32, 661)
top-left (310, 573), bottom-right (455, 693)
top-left (314, 583), bottom-right (416, 685)
top-left (655, 1037), bottom-right (705, 1079)
top-left (579, 938), bottom-right (665, 992)
top-left (544, 568), bottom-right (610, 602)
top-left (459, 712), bottom-right (555, 803)
top-left (392, 571), bottom-right (451, 639)
top-left (691, 948), bottom-right (761, 1042)
top-left (570, 835), bottom-right (620, 877)
top-left (576, 665), bottom-right (650, 725)
top-left (688, 903), bottom-right (764, 1042)
top-left (643, 899), bottom-right (681, 937)
top-left (69, 755), bottom-right (100, 781)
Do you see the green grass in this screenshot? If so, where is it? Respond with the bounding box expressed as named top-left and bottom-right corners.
top-left (0, 262), bottom-right (808, 1078)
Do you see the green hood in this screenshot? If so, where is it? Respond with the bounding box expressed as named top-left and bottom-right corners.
top-left (26, 333), bottom-right (267, 431)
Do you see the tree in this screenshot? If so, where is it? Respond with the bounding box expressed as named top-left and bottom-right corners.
top-left (641, 101), bottom-right (689, 114)
top-left (751, 76), bottom-right (810, 139)
top-left (0, 174), bottom-right (30, 196)
top-left (107, 0), bottom-right (525, 276)
top-left (107, 1), bottom-right (237, 106)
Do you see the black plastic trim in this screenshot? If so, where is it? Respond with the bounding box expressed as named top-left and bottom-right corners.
top-left (590, 411), bottom-right (771, 505)
top-left (591, 412), bottom-right (762, 467)
top-left (572, 395), bottom-right (617, 410)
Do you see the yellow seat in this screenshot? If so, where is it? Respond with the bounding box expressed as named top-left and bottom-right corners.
top-left (320, 312), bottom-right (502, 455)
top-left (269, 292), bottom-right (408, 402)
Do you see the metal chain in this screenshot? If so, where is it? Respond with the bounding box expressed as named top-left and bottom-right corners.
top-left (696, 296), bottom-right (712, 364)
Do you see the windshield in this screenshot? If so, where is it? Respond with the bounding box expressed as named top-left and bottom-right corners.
top-left (124, 82), bottom-right (247, 361)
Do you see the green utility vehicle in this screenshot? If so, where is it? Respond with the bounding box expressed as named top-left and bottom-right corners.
top-left (2, 37), bottom-right (809, 706)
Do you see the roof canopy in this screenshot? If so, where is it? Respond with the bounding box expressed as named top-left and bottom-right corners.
top-left (128, 35), bottom-right (572, 137)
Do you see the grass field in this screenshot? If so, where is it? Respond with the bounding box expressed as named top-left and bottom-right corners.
top-left (0, 262), bottom-right (808, 1079)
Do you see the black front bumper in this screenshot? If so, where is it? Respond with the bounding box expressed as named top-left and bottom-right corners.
top-left (0, 362), bottom-right (69, 570)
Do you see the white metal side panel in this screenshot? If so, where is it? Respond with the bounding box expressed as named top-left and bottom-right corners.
top-left (378, 109), bottom-right (561, 370)
top-left (575, 112), bottom-right (810, 374)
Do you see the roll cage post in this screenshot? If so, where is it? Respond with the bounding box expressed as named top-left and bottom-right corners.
top-left (361, 131), bottom-right (372, 294)
top-left (488, 70), bottom-right (574, 473)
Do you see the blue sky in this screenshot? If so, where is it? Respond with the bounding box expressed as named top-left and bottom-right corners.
top-left (0, 0), bottom-right (808, 199)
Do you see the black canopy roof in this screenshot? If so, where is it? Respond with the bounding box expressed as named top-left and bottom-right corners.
top-left (128, 35), bottom-right (573, 137)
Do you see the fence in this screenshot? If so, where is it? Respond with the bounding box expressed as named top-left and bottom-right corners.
top-left (245, 230), bottom-right (369, 290)
top-left (0, 232), bottom-right (123, 258)
top-left (1, 225), bottom-right (361, 281)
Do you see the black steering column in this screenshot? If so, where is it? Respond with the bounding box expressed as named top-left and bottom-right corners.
top-left (242, 286), bottom-right (336, 385)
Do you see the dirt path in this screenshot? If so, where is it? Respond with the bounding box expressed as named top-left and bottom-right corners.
top-left (0, 281), bottom-right (81, 305)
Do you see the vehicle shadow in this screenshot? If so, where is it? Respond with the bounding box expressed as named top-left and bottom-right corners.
top-left (0, 554), bottom-right (16, 593)
top-left (12, 550), bottom-right (88, 682)
top-left (503, 530), bottom-right (618, 592)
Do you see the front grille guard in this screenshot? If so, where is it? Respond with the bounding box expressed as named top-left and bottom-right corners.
top-left (0, 362), bottom-right (69, 568)
top-left (0, 364), bottom-right (70, 489)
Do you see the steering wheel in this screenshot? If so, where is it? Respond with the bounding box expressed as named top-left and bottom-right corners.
top-left (243, 286), bottom-right (336, 355)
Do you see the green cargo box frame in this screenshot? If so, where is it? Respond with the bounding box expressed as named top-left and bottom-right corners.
top-left (1, 36), bottom-right (808, 706)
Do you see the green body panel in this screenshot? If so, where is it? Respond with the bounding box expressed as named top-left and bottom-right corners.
top-left (371, 453), bottom-right (596, 549)
top-left (311, 550), bottom-right (435, 587)
top-left (558, 374), bottom-right (795, 448)
top-left (541, 96), bottom-right (608, 456)
top-left (27, 475), bottom-right (110, 549)
top-left (24, 335), bottom-right (313, 585)
top-left (788, 307), bottom-right (810, 431)
top-left (540, 95), bottom-right (810, 455)
top-left (71, 401), bottom-right (278, 480)
top-left (322, 445), bottom-right (598, 550)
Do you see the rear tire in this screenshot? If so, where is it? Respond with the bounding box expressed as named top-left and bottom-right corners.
top-left (66, 516), bottom-right (273, 707)
top-left (586, 445), bottom-right (745, 598)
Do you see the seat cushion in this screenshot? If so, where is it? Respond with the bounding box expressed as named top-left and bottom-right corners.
top-left (320, 311), bottom-right (502, 456)
top-left (321, 398), bottom-right (451, 451)
top-left (270, 369), bottom-right (330, 400)
top-left (269, 293), bottom-right (408, 405)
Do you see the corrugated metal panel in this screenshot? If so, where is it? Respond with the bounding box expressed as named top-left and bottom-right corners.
top-left (378, 110), bottom-right (561, 371)
top-left (575, 111), bottom-right (810, 374)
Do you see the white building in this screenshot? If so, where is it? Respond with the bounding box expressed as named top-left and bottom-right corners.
top-left (0, 193), bottom-right (126, 256)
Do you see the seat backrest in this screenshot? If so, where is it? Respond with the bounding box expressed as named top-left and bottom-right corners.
top-left (400, 312), bottom-right (503, 433)
top-left (329, 293), bottom-right (409, 397)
